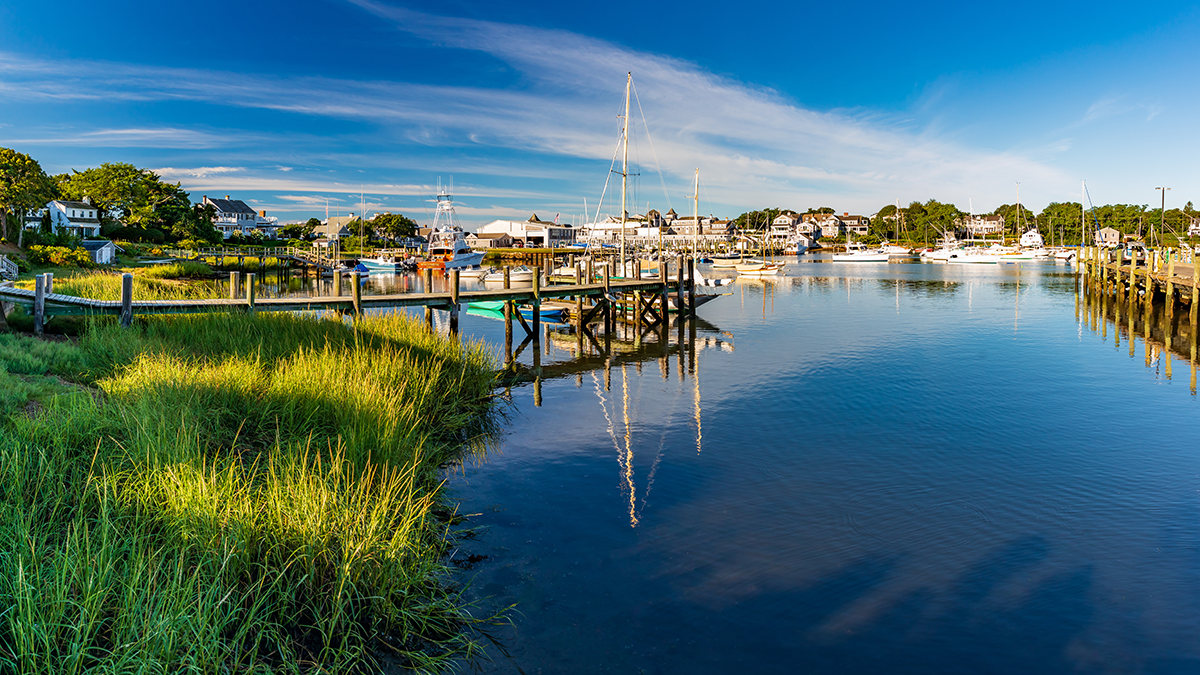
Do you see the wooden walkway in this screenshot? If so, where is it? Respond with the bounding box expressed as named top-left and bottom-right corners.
top-left (1078, 245), bottom-right (1200, 306)
top-left (1, 256), bottom-right (706, 342)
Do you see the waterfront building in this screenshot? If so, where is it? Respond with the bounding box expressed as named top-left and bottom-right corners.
top-left (80, 239), bottom-right (118, 265)
top-left (466, 232), bottom-right (515, 248)
top-left (202, 195), bottom-right (260, 239)
top-left (477, 214), bottom-right (578, 248)
top-left (957, 214), bottom-right (1005, 236)
top-left (840, 213), bottom-right (870, 236)
top-left (1095, 226), bottom-right (1122, 247)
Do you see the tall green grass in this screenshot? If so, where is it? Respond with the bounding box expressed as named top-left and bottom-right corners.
top-left (135, 260), bottom-right (214, 280)
top-left (15, 270), bottom-right (221, 301)
top-left (0, 311), bottom-right (504, 672)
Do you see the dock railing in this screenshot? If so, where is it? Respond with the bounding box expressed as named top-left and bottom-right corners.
top-left (0, 254), bottom-right (17, 281)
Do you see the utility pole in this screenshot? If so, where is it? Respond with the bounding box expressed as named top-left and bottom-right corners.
top-left (1155, 186), bottom-right (1170, 248)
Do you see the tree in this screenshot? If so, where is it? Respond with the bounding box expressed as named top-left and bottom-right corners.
top-left (373, 212), bottom-right (418, 241)
top-left (0, 148), bottom-right (57, 244)
top-left (733, 208), bottom-right (783, 231)
top-left (56, 163), bottom-right (192, 232)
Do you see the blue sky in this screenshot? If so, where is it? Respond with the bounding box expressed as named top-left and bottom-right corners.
top-left (2, 0), bottom-right (1200, 226)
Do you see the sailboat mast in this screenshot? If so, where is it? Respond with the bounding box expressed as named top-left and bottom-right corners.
top-left (1082, 181), bottom-right (1086, 246)
top-left (620, 72), bottom-right (631, 274)
top-left (692, 168), bottom-right (699, 258)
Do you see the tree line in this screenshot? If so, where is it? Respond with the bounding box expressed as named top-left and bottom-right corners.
top-left (0, 148), bottom-right (420, 249)
top-left (735, 199), bottom-right (1200, 245)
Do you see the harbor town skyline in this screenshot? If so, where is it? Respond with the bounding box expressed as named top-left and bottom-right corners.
top-left (3, 1), bottom-right (1200, 225)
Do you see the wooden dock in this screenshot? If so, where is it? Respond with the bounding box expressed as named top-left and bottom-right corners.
top-left (1, 256), bottom-right (706, 343)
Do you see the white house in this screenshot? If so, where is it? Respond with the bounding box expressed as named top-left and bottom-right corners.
top-left (477, 214), bottom-right (577, 247)
top-left (1187, 216), bottom-right (1200, 237)
top-left (1095, 226), bottom-right (1122, 247)
top-left (202, 195), bottom-right (259, 239)
top-left (24, 199), bottom-right (103, 237)
top-left (957, 214), bottom-right (1005, 236)
top-left (840, 213), bottom-right (870, 236)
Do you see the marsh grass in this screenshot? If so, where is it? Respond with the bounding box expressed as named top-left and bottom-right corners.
top-left (134, 260), bottom-right (214, 280)
top-left (15, 270), bottom-right (221, 302)
top-left (0, 311), bottom-right (504, 672)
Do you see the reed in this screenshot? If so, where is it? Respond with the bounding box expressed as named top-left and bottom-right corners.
top-left (15, 270), bottom-right (221, 302)
top-left (0, 311), bottom-right (504, 672)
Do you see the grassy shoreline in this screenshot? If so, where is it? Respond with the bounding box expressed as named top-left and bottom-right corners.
top-left (0, 310), bottom-right (506, 672)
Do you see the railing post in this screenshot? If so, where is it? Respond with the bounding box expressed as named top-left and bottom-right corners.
top-left (531, 267), bottom-right (541, 346)
top-left (33, 274), bottom-right (45, 335)
top-left (246, 272), bottom-right (256, 313)
top-left (120, 273), bottom-right (133, 328)
top-left (334, 270), bottom-right (342, 297)
top-left (229, 271), bottom-right (240, 299)
top-left (44, 272), bottom-right (53, 295)
top-left (676, 253), bottom-right (684, 313)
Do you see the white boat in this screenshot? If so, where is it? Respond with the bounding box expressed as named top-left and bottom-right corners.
top-left (482, 266), bottom-right (534, 284)
top-left (357, 255), bottom-right (405, 272)
top-left (735, 260), bottom-right (784, 276)
top-left (457, 267), bottom-right (490, 279)
top-left (880, 241), bottom-right (916, 258)
top-left (830, 242), bottom-right (890, 262)
top-left (417, 185), bottom-right (486, 270)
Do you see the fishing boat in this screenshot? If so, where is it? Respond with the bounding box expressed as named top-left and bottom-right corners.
top-left (357, 254), bottom-right (406, 272)
top-left (416, 184), bottom-right (486, 270)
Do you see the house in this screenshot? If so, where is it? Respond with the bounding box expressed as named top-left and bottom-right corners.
top-left (25, 199), bottom-right (103, 237)
top-left (840, 213), bottom-right (870, 236)
top-left (477, 214), bottom-right (577, 247)
top-left (254, 211), bottom-right (281, 239)
top-left (80, 239), bottom-right (118, 265)
top-left (313, 219), bottom-right (353, 240)
top-left (772, 213), bottom-right (799, 228)
top-left (1095, 226), bottom-right (1122, 247)
top-left (202, 195), bottom-right (259, 239)
top-left (957, 214), bottom-right (1005, 236)
top-left (466, 232), bottom-right (514, 249)
top-left (1188, 216), bottom-right (1200, 237)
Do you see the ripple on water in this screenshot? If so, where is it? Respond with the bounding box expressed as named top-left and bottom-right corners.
top-left (844, 485), bottom-right (995, 554)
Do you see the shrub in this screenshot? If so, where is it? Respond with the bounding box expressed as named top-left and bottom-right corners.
top-left (26, 245), bottom-right (94, 269)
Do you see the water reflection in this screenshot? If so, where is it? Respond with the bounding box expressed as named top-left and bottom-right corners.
top-left (1079, 275), bottom-right (1199, 393)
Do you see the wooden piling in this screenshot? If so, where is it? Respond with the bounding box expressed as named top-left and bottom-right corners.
top-left (351, 272), bottom-right (361, 316)
top-left (334, 271), bottom-right (342, 297)
top-left (687, 256), bottom-right (695, 316)
top-left (120, 273), bottom-right (133, 328)
top-left (44, 272), bottom-right (52, 295)
top-left (229, 271), bottom-right (240, 299)
top-left (33, 274), bottom-right (45, 335)
top-left (246, 272), bottom-right (256, 312)
top-left (531, 267), bottom-right (541, 345)
top-left (676, 254), bottom-right (684, 314)
top-left (449, 269), bottom-right (460, 335)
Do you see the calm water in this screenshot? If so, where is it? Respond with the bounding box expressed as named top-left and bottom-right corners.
top-left (259, 260), bottom-right (1200, 673)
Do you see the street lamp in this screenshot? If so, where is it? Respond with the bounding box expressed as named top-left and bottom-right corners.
top-left (1155, 186), bottom-right (1170, 248)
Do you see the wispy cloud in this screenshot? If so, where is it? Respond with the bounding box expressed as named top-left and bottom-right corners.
top-left (0, 3), bottom-right (1072, 214)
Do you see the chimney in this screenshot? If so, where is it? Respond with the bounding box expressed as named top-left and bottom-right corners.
top-left (260, 210), bottom-right (266, 217)
top-left (202, 195), bottom-right (207, 203)
top-left (226, 195), bottom-right (231, 200)
top-left (844, 212), bottom-right (849, 217)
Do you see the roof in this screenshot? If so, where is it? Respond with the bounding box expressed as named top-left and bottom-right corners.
top-left (55, 200), bottom-right (96, 210)
top-left (206, 197), bottom-right (256, 214)
top-left (471, 232), bottom-right (512, 239)
top-left (80, 240), bottom-right (114, 251)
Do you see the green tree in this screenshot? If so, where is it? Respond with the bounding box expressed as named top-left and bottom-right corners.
top-left (0, 148), bottom-right (57, 244)
top-left (56, 163), bottom-right (192, 232)
top-left (373, 212), bottom-right (418, 241)
top-left (733, 208), bottom-right (783, 231)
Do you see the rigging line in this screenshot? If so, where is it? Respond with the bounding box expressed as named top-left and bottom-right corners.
top-left (593, 124), bottom-right (626, 226)
top-left (630, 78), bottom-right (674, 212)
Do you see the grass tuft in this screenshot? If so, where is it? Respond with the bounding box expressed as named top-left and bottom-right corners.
top-left (0, 311), bottom-right (505, 672)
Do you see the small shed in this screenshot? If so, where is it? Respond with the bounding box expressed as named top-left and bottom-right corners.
top-left (1095, 227), bottom-right (1121, 247)
top-left (81, 240), bottom-right (117, 265)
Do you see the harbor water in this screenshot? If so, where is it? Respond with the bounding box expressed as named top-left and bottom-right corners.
top-left (429, 259), bottom-right (1198, 674)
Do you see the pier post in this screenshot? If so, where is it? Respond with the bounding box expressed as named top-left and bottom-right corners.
top-left (1167, 254), bottom-right (1176, 307)
top-left (532, 267), bottom-right (541, 347)
top-left (229, 271), bottom-right (240, 299)
top-left (676, 254), bottom-right (685, 315)
top-left (334, 271), bottom-right (342, 297)
top-left (503, 265), bottom-right (513, 367)
top-left (575, 263), bottom-right (584, 353)
top-left (687, 256), bottom-right (696, 316)
top-left (120, 273), bottom-right (133, 328)
top-left (1191, 261), bottom-right (1199, 330)
top-left (246, 272), bottom-right (256, 313)
top-left (351, 272), bottom-right (361, 317)
top-left (33, 274), bottom-right (45, 335)
top-left (423, 267), bottom-right (433, 293)
top-left (661, 256), bottom-right (670, 324)
top-left (449, 268), bottom-right (460, 336)
top-left (44, 272), bottom-right (52, 295)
